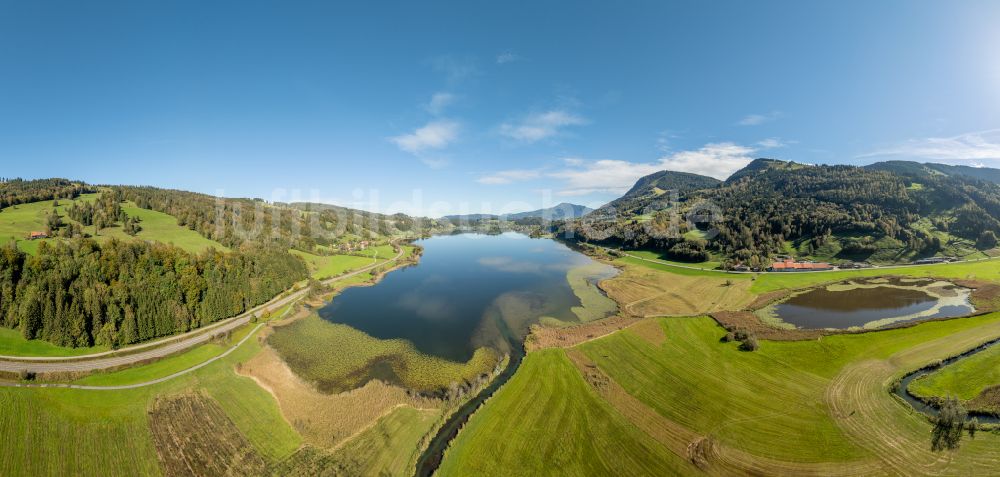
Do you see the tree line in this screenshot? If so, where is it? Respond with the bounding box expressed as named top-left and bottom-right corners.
top-left (557, 160), bottom-right (1000, 267)
top-left (0, 238), bottom-right (306, 348)
top-left (0, 178), bottom-right (93, 209)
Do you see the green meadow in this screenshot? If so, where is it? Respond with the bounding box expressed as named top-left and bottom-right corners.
top-left (441, 313), bottom-right (1000, 475)
top-left (0, 194), bottom-right (226, 255)
top-left (908, 342), bottom-right (1000, 402)
top-left (437, 348), bottom-right (692, 477)
top-left (0, 318), bottom-right (299, 476)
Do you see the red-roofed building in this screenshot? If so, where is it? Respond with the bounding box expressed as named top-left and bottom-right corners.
top-left (769, 259), bottom-right (833, 272)
top-left (28, 231), bottom-right (47, 240)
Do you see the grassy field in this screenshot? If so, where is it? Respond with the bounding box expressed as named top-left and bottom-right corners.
top-left (328, 406), bottom-right (438, 475)
top-left (0, 195), bottom-right (226, 255)
top-left (603, 258), bottom-right (754, 317)
top-left (580, 317), bottom-right (868, 462)
top-left (443, 313), bottom-right (1000, 475)
top-left (268, 314), bottom-right (498, 394)
top-left (751, 257), bottom-right (1000, 293)
top-left (290, 249), bottom-right (378, 279)
top-left (72, 342), bottom-right (228, 387)
top-left (627, 249), bottom-right (723, 270)
top-left (271, 406), bottom-right (439, 476)
top-left (0, 327), bottom-right (108, 357)
top-left (618, 250), bottom-right (1000, 296)
top-left (908, 343), bottom-right (1000, 401)
top-left (0, 315), bottom-right (300, 476)
top-left (100, 203), bottom-right (227, 254)
top-left (437, 349), bottom-right (693, 476)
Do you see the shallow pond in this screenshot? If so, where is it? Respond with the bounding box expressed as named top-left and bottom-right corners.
top-left (762, 277), bottom-right (974, 329)
top-left (319, 232), bottom-right (617, 362)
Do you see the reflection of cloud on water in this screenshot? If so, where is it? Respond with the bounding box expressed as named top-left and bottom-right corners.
top-left (396, 291), bottom-right (457, 321)
top-left (478, 256), bottom-right (577, 274)
top-left (478, 256), bottom-right (542, 273)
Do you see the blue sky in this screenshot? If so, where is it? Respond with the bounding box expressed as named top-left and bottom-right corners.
top-left (2, 1), bottom-right (999, 215)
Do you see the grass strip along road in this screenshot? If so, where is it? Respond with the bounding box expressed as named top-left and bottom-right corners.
top-left (0, 247), bottom-right (404, 375)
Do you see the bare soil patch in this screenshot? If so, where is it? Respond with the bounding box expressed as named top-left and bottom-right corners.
top-left (525, 315), bottom-right (641, 351)
top-left (148, 392), bottom-right (268, 477)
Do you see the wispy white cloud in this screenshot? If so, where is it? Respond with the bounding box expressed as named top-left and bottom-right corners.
top-left (655, 142), bottom-right (756, 180)
top-left (756, 137), bottom-right (787, 149)
top-left (738, 111), bottom-right (783, 126)
top-left (549, 142), bottom-right (759, 196)
top-left (389, 120), bottom-right (460, 154)
top-left (496, 51), bottom-right (520, 64)
top-left (549, 160), bottom-right (663, 196)
top-left (426, 92), bottom-right (456, 115)
top-left (499, 110), bottom-right (587, 143)
top-left (859, 129), bottom-right (1000, 164)
top-left (477, 169), bottom-right (541, 184)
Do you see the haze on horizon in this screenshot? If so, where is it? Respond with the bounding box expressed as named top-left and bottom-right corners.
top-left (2, 0), bottom-right (999, 215)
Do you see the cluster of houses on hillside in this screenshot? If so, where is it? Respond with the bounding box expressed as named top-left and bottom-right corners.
top-left (338, 240), bottom-right (370, 253)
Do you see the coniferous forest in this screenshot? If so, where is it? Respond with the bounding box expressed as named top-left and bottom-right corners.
top-left (0, 239), bottom-right (305, 347)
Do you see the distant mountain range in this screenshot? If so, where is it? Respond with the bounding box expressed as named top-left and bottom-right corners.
top-left (562, 159), bottom-right (1000, 267)
top-left (444, 202), bottom-right (592, 222)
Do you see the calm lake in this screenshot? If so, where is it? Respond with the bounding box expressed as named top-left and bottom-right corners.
top-left (319, 232), bottom-right (617, 362)
top-left (767, 277), bottom-right (974, 329)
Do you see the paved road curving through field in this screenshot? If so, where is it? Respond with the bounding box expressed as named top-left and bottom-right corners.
top-left (0, 247), bottom-right (404, 374)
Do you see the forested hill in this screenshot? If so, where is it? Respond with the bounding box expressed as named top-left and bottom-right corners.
top-left (115, 187), bottom-right (427, 252)
top-left (866, 160), bottom-right (1000, 185)
top-left (0, 179), bottom-right (427, 348)
top-left (561, 159), bottom-right (1000, 268)
top-left (0, 178), bottom-right (94, 208)
top-left (589, 170), bottom-right (721, 218)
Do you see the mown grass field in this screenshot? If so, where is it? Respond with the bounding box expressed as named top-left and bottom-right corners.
top-left (268, 314), bottom-right (498, 394)
top-left (437, 348), bottom-right (693, 476)
top-left (908, 342), bottom-right (1000, 401)
top-left (580, 317), bottom-right (868, 462)
top-left (0, 316), bottom-right (300, 476)
top-left (443, 313), bottom-right (1000, 475)
top-left (290, 249), bottom-right (377, 279)
top-left (604, 258), bottom-right (754, 317)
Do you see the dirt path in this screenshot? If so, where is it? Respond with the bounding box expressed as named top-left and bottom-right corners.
top-left (0, 248), bottom-right (405, 374)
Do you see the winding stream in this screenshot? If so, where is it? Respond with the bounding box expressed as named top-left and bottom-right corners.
top-left (309, 233), bottom-right (617, 475)
top-left (893, 338), bottom-right (1000, 424)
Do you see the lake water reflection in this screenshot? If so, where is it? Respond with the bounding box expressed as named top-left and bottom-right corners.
top-left (319, 233), bottom-right (617, 362)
